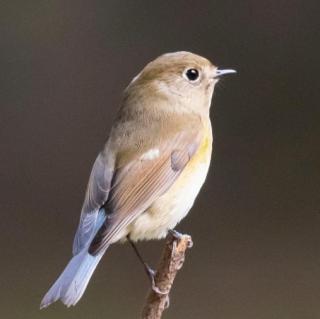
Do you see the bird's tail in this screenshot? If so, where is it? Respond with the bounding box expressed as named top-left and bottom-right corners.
top-left (41, 208), bottom-right (107, 308)
top-left (40, 249), bottom-right (104, 308)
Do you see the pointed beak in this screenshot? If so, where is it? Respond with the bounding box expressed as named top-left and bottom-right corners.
top-left (214, 68), bottom-right (237, 79)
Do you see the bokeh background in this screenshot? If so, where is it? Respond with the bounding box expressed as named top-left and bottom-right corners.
top-left (1, 1), bottom-right (319, 318)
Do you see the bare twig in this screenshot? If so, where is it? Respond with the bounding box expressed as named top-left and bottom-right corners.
top-left (141, 233), bottom-right (193, 319)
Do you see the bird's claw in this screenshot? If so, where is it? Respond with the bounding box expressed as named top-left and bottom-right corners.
top-left (145, 264), bottom-right (169, 295)
top-left (168, 229), bottom-right (183, 240)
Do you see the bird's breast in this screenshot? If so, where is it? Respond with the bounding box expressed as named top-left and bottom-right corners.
top-left (128, 122), bottom-right (213, 241)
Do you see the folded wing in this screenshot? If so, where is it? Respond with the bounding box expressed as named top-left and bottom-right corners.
top-left (72, 151), bottom-right (115, 255)
top-left (89, 129), bottom-right (202, 255)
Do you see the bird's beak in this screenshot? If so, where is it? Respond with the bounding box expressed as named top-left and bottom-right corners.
top-left (214, 68), bottom-right (237, 79)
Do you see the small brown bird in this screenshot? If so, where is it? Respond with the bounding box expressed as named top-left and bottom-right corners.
top-left (41, 51), bottom-right (235, 308)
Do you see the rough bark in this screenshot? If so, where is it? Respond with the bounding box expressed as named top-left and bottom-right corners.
top-left (141, 233), bottom-right (193, 319)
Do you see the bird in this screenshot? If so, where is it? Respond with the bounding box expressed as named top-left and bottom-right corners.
top-left (40, 51), bottom-right (236, 308)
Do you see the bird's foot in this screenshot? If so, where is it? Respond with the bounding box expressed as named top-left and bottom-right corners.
top-left (144, 263), bottom-right (169, 295)
top-left (127, 236), bottom-right (169, 295)
top-left (168, 229), bottom-right (183, 240)
top-left (168, 229), bottom-right (193, 248)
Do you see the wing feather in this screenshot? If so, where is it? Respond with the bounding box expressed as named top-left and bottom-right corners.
top-left (72, 151), bottom-right (115, 255)
top-left (89, 129), bottom-right (202, 255)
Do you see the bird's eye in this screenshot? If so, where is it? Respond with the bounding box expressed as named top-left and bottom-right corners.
top-left (184, 68), bottom-right (200, 82)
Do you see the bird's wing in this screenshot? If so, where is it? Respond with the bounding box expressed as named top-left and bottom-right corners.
top-left (88, 129), bottom-right (202, 255)
top-left (72, 151), bottom-right (115, 255)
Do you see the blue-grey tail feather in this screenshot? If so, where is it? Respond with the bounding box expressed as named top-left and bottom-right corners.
top-left (73, 206), bottom-right (108, 255)
top-left (40, 250), bottom-right (103, 308)
top-left (40, 208), bottom-right (107, 308)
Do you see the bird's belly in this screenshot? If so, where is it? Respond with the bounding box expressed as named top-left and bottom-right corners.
top-left (128, 157), bottom-right (211, 241)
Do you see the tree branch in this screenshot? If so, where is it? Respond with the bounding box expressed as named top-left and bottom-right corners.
top-left (141, 233), bottom-right (193, 319)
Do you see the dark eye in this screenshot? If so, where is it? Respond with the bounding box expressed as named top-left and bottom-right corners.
top-left (184, 68), bottom-right (200, 82)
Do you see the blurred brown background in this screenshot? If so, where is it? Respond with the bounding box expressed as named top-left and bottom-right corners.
top-left (1, 1), bottom-right (319, 318)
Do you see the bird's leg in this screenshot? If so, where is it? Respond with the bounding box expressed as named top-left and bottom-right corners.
top-left (127, 236), bottom-right (168, 295)
top-left (127, 236), bottom-right (155, 279)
